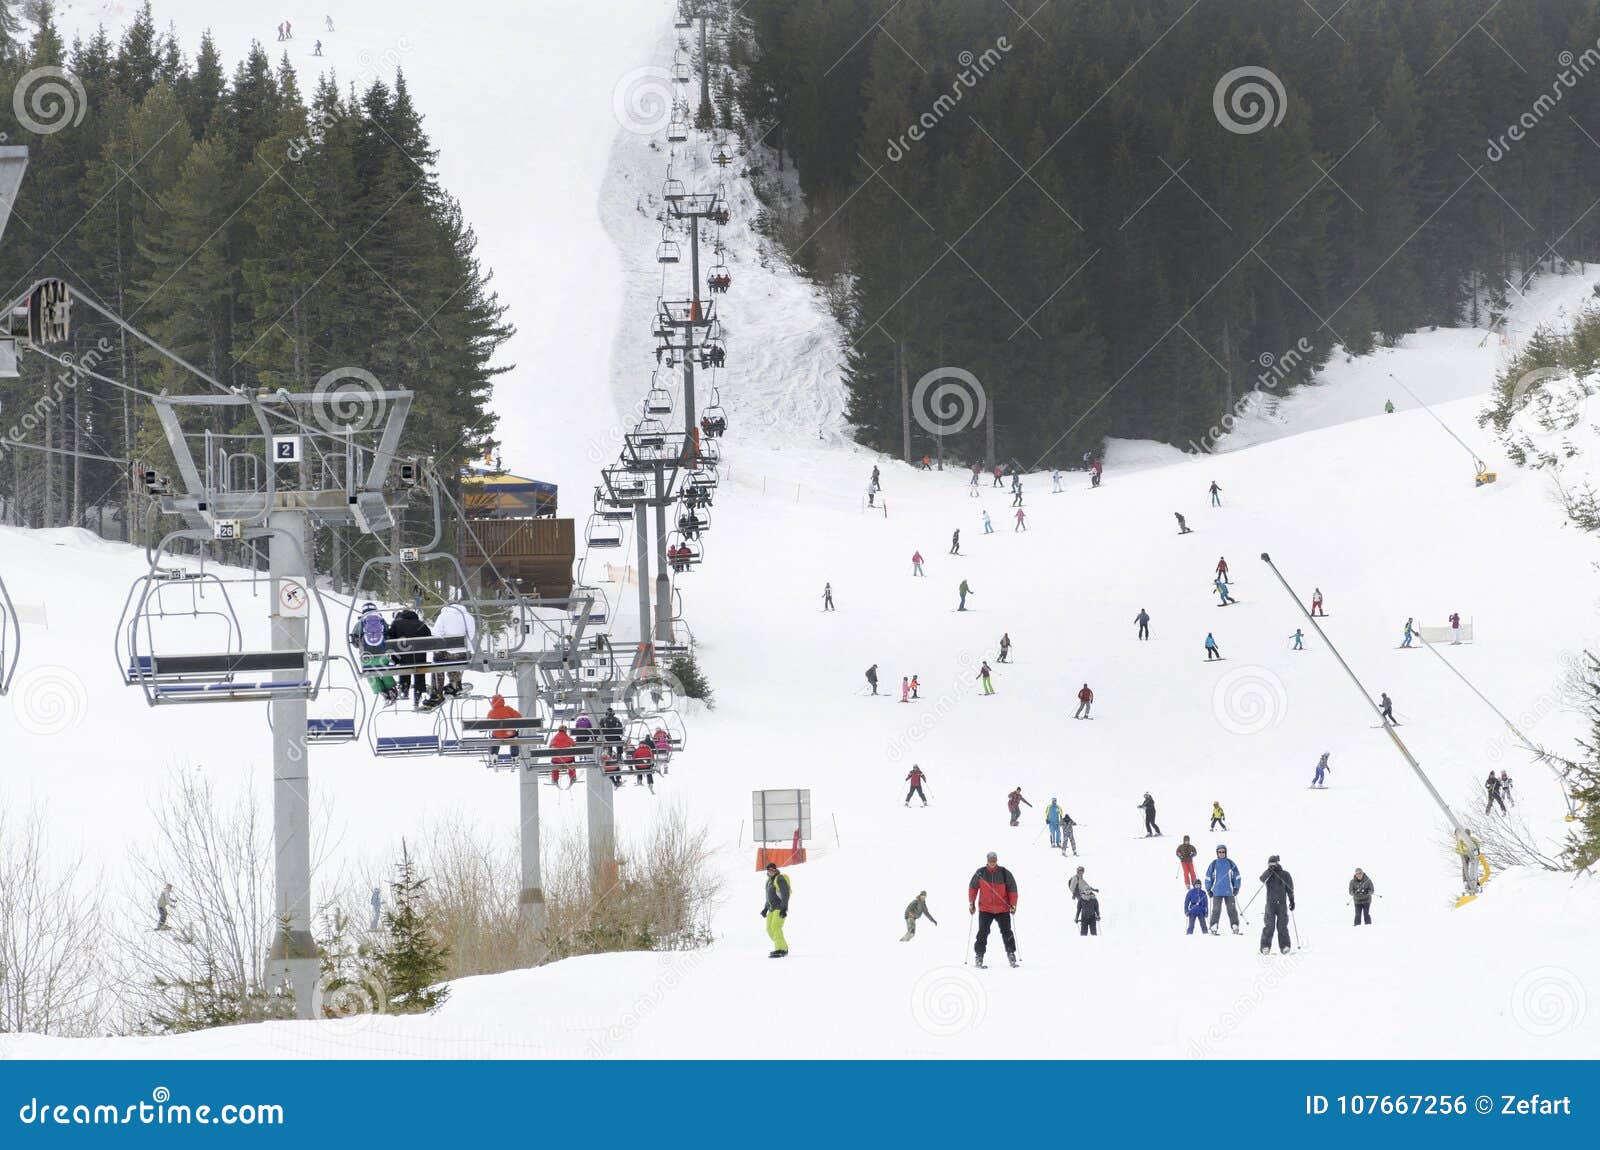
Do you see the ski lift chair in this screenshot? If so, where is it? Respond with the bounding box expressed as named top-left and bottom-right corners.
top-left (662, 178), bottom-right (687, 203)
top-left (701, 401), bottom-right (727, 438)
top-left (585, 514), bottom-right (625, 549)
top-left (667, 116), bottom-right (689, 144)
top-left (569, 584), bottom-right (610, 628)
top-left (714, 148), bottom-right (733, 168)
top-left (291, 654), bottom-right (368, 743)
top-left (664, 533), bottom-right (703, 573)
top-left (0, 571), bottom-right (20, 696)
top-left (345, 551), bottom-right (481, 684)
top-left (636, 417), bottom-right (668, 449)
top-left (645, 385), bottom-right (674, 416)
top-left (656, 237), bottom-right (682, 264)
top-left (677, 504), bottom-right (710, 537)
top-left (708, 264), bottom-right (732, 293)
top-left (369, 704), bottom-right (449, 757)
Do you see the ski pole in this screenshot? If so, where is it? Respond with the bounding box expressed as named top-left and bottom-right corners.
top-left (1240, 884), bottom-right (1264, 923)
top-left (963, 909), bottom-right (975, 964)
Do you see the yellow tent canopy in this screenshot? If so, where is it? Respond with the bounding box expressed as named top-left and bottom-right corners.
top-left (461, 470), bottom-right (558, 518)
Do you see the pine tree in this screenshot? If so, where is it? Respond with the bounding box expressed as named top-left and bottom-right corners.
top-left (1561, 653), bottom-right (1600, 872)
top-left (378, 841), bottom-right (450, 1013)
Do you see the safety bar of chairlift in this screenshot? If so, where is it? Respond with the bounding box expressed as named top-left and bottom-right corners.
top-left (123, 527), bottom-right (331, 707)
top-left (345, 544), bottom-right (483, 671)
top-left (0, 572), bottom-right (18, 696)
top-left (270, 653), bottom-right (369, 743)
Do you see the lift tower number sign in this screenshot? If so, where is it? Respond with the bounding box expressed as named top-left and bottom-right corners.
top-left (276, 578), bottom-right (309, 619)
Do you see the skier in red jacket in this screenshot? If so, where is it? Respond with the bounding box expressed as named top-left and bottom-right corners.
top-left (1074, 683), bottom-right (1093, 719)
top-left (967, 851), bottom-right (1019, 968)
top-left (905, 765), bottom-right (928, 806)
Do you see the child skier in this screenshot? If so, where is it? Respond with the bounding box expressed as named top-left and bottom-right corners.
top-left (982, 510), bottom-right (993, 534)
top-left (910, 675), bottom-right (920, 699)
top-left (1209, 801), bottom-right (1227, 831)
top-left (1058, 808), bottom-right (1078, 855)
top-left (1014, 507), bottom-right (1026, 531)
top-left (1184, 879), bottom-right (1208, 935)
top-left (1007, 787), bottom-right (1032, 827)
top-left (1499, 770), bottom-right (1514, 806)
top-left (900, 676), bottom-right (910, 703)
top-left (1176, 835), bottom-right (1199, 885)
top-left (901, 891), bottom-right (938, 941)
top-left (905, 765), bottom-right (928, 806)
top-left (1312, 752), bottom-right (1331, 788)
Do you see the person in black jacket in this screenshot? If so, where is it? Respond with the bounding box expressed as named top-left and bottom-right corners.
top-left (1259, 854), bottom-right (1296, 954)
top-left (599, 706), bottom-right (625, 753)
top-left (762, 862), bottom-right (791, 957)
top-left (1075, 889), bottom-right (1100, 936)
top-left (1348, 868), bottom-right (1374, 925)
top-left (1138, 792), bottom-right (1161, 836)
top-left (388, 608), bottom-right (432, 706)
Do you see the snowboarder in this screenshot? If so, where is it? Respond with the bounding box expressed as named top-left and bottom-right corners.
top-left (1258, 854), bottom-right (1296, 955)
top-left (958, 579), bottom-right (973, 611)
top-left (1209, 801), bottom-right (1227, 832)
top-left (1052, 469), bottom-right (1063, 493)
top-left (1214, 579), bottom-right (1234, 606)
top-left (1175, 511), bottom-right (1192, 534)
top-left (1007, 787), bottom-right (1032, 827)
top-left (1379, 692), bottom-right (1395, 725)
top-left (1215, 557), bottom-right (1229, 584)
top-left (1349, 868), bottom-right (1374, 926)
top-left (912, 550), bottom-right (925, 576)
top-left (905, 765), bottom-right (929, 806)
top-left (1312, 752), bottom-right (1331, 788)
top-left (967, 852), bottom-right (1019, 968)
top-left (950, 529), bottom-right (961, 555)
top-left (1013, 507), bottom-right (1026, 531)
top-left (1450, 611), bottom-right (1462, 643)
top-left (977, 661), bottom-right (995, 695)
top-left (762, 861), bottom-right (791, 957)
top-left (822, 583), bottom-right (835, 611)
top-left (900, 676), bottom-right (910, 703)
top-left (1311, 587), bottom-right (1325, 616)
top-left (1206, 844), bottom-right (1242, 934)
top-left (369, 886), bottom-right (381, 931)
top-left (1204, 632), bottom-right (1222, 661)
top-left (901, 891), bottom-right (938, 941)
top-left (1135, 608), bottom-right (1150, 640)
top-left (997, 633), bottom-right (1012, 664)
top-left (1138, 792), bottom-right (1161, 837)
top-left (1074, 682), bottom-right (1093, 719)
top-left (1401, 617), bottom-right (1415, 647)
top-left (982, 509), bottom-right (993, 535)
top-left (1209, 480), bottom-right (1222, 507)
top-left (1499, 770), bottom-right (1515, 806)
top-left (1044, 797), bottom-right (1065, 848)
top-left (156, 883), bottom-right (176, 930)
top-left (865, 665), bottom-right (879, 696)
top-left (1484, 771), bottom-right (1507, 815)
top-left (1177, 835), bottom-right (1199, 885)
top-left (1076, 887), bottom-right (1101, 935)
top-left (1290, 628), bottom-right (1304, 650)
top-left (1184, 879), bottom-right (1209, 935)
top-left (313, 38), bottom-right (323, 56)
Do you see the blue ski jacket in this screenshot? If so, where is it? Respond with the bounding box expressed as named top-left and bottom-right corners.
top-left (1184, 887), bottom-right (1208, 917)
top-left (1045, 802), bottom-right (1062, 827)
top-left (1205, 856), bottom-right (1241, 896)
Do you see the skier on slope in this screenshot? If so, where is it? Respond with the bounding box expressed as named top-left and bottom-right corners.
top-left (761, 861), bottom-right (791, 958)
top-left (997, 633), bottom-right (1012, 663)
top-left (967, 852), bottom-right (1019, 968)
top-left (1092, 458), bottom-right (1104, 486)
top-left (1044, 797), bottom-right (1065, 848)
top-left (900, 676), bottom-right (910, 703)
top-left (1007, 787), bottom-right (1032, 827)
top-left (1379, 692), bottom-right (1395, 725)
top-left (1067, 865), bottom-right (1095, 904)
top-left (1184, 880), bottom-right (1209, 935)
top-left (1052, 469), bottom-right (1063, 493)
top-left (1499, 771), bottom-right (1515, 806)
top-left (1058, 807), bottom-right (1078, 855)
top-left (1450, 612), bottom-right (1462, 643)
top-left (905, 765), bottom-right (929, 806)
top-left (822, 583), bottom-right (835, 611)
top-left (1138, 792), bottom-right (1162, 837)
top-left (1401, 617), bottom-right (1416, 648)
top-left (865, 665), bottom-right (880, 696)
top-left (1258, 854), bottom-right (1296, 955)
top-left (1176, 835), bottom-right (1199, 886)
top-left (1014, 507), bottom-right (1027, 531)
top-left (1311, 587), bottom-right (1325, 616)
top-left (1349, 868), bottom-right (1375, 926)
top-left (1209, 480), bottom-right (1222, 507)
top-left (1075, 885), bottom-right (1101, 936)
top-left (910, 675), bottom-right (920, 699)
top-left (901, 891), bottom-right (938, 941)
top-left (958, 579), bottom-right (974, 611)
top-left (982, 509), bottom-right (993, 535)
top-left (977, 661), bottom-right (995, 695)
top-left (1290, 628), bottom-right (1305, 650)
top-left (950, 529), bottom-right (961, 555)
top-left (1206, 844), bottom-right (1243, 934)
top-left (1215, 556), bottom-right (1229, 584)
top-left (1135, 608), bottom-right (1150, 640)
top-left (912, 550), bottom-right (925, 576)
top-left (1209, 801), bottom-right (1227, 832)
top-left (1214, 579), bottom-right (1235, 606)
top-left (1074, 683), bottom-right (1094, 719)
top-left (1011, 484), bottom-right (1024, 508)
top-left (1175, 512), bottom-right (1193, 534)
top-left (1312, 752), bottom-right (1331, 788)
top-left (993, 465), bottom-right (1004, 488)
top-left (1204, 632), bottom-right (1223, 661)
top-left (1484, 771), bottom-right (1507, 815)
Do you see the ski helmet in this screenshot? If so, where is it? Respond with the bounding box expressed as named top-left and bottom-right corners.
top-left (1268, 854), bottom-right (1281, 865)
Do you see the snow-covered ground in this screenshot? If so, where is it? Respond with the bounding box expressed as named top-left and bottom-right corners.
top-left (4, 1), bottom-right (1596, 1058)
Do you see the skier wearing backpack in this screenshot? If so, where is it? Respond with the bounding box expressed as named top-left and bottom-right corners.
top-left (1007, 787), bottom-right (1032, 827)
top-left (1312, 752), bottom-right (1331, 788)
top-left (1138, 792), bottom-right (1161, 836)
top-left (762, 861), bottom-right (791, 958)
top-left (901, 891), bottom-right (938, 941)
top-left (351, 602), bottom-right (400, 702)
top-left (1209, 801), bottom-right (1227, 832)
top-left (1176, 835), bottom-right (1199, 886)
top-left (967, 852), bottom-right (1019, 968)
top-left (1259, 855), bottom-right (1296, 955)
top-left (1184, 880), bottom-right (1209, 935)
top-left (905, 765), bottom-right (929, 806)
top-left (1074, 683), bottom-right (1093, 719)
top-left (1206, 845), bottom-right (1242, 934)
top-left (1135, 608), bottom-right (1150, 640)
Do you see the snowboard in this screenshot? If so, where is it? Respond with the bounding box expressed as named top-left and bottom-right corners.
top-left (1203, 657), bottom-right (1227, 662)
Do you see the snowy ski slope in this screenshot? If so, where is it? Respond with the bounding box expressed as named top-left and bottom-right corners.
top-left (3, 0), bottom-right (1596, 1058)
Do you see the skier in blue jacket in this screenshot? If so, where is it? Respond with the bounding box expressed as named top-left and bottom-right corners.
top-left (1205, 844), bottom-right (1242, 934)
top-left (1044, 798), bottom-right (1064, 848)
top-left (1312, 752), bottom-right (1331, 788)
top-left (1184, 880), bottom-right (1209, 935)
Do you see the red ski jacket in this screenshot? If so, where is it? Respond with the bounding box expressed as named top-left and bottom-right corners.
top-left (968, 865), bottom-right (1018, 913)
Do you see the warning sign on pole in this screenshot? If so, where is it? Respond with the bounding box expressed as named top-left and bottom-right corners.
top-left (276, 578), bottom-right (309, 619)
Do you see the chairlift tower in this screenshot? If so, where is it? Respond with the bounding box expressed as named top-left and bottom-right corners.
top-left (150, 388), bottom-right (414, 1019)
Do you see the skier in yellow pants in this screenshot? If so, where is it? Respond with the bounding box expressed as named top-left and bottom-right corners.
top-left (763, 861), bottom-right (791, 957)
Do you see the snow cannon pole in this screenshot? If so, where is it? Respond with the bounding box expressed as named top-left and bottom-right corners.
top-left (1386, 373), bottom-right (1491, 474)
top-left (1259, 552), bottom-right (1484, 899)
top-left (1415, 630), bottom-right (1578, 817)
